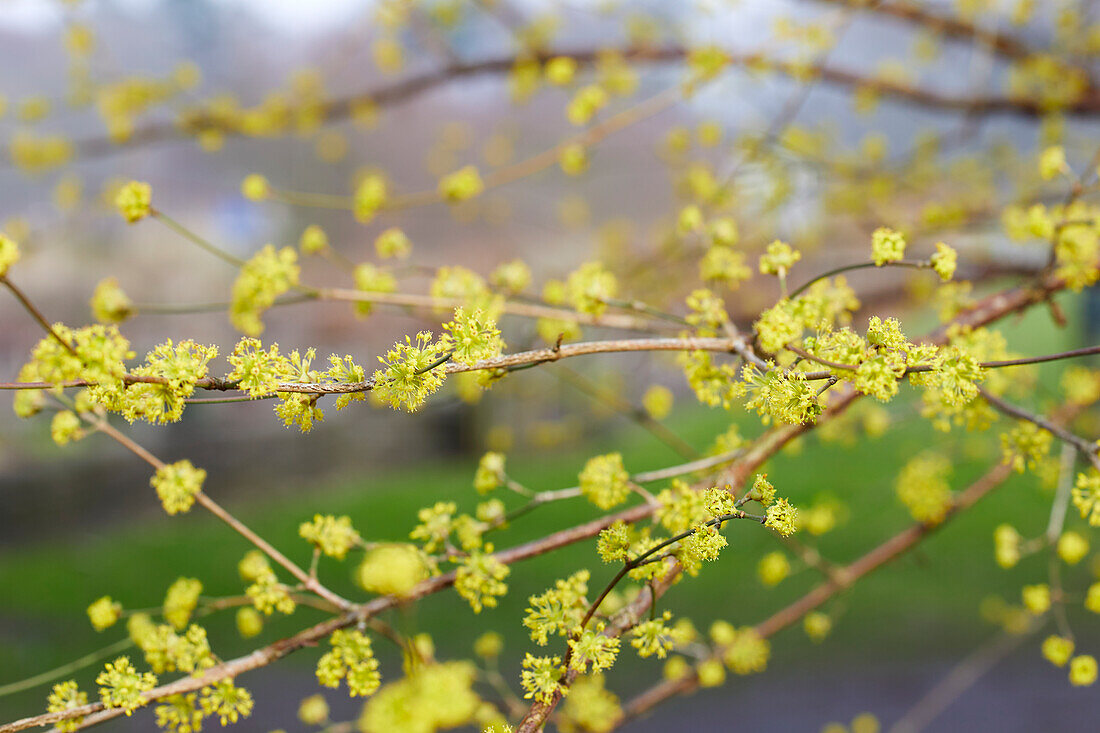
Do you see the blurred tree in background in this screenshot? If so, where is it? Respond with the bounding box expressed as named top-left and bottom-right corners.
top-left (1, 1), bottom-right (1100, 731)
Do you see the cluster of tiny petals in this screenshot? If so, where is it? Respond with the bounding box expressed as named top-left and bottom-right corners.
top-left (373, 331), bottom-right (448, 412)
top-left (764, 498), bottom-right (798, 536)
top-left (90, 277), bottom-right (133, 323)
top-left (114, 180), bottom-right (152, 223)
top-left (229, 244), bottom-right (300, 336)
top-left (438, 165), bottom-right (484, 202)
top-left (870, 226), bottom-right (906, 266)
top-left (896, 453), bottom-right (953, 524)
top-left (524, 570), bottom-right (590, 645)
top-left (758, 240), bottom-right (801, 277)
top-left (151, 460), bottom-right (206, 515)
top-left (569, 624), bottom-right (621, 672)
top-left (163, 577), bottom-right (203, 630)
top-left (440, 307), bottom-right (505, 366)
top-left (299, 514), bottom-right (360, 559)
top-left (455, 545), bottom-right (510, 613)
top-left (47, 680), bottom-right (87, 732)
top-left (1072, 472), bottom-right (1100, 526)
top-left (520, 654), bottom-right (564, 704)
top-left (316, 629), bottom-right (381, 697)
top-left (474, 451), bottom-right (506, 494)
top-left (931, 242), bottom-right (958, 281)
top-left (199, 679), bottom-right (253, 725)
top-left (96, 656), bottom-right (157, 715)
top-left (0, 232), bottom-right (20, 277)
top-left (565, 261), bottom-right (618, 316)
top-left (357, 543), bottom-right (429, 597)
top-left (631, 611), bottom-right (675, 659)
top-left (579, 452), bottom-right (632, 509)
top-left (87, 595), bottom-right (122, 631)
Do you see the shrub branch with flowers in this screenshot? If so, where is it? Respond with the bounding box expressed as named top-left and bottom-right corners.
top-left (3, 2), bottom-right (1100, 733)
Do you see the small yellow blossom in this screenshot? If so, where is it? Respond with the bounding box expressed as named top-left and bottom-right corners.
top-left (870, 227), bottom-right (906, 266)
top-left (804, 612), bottom-right (832, 642)
top-left (87, 596), bottom-right (122, 631)
top-left (299, 514), bottom-right (359, 560)
top-left (579, 453), bottom-right (631, 509)
top-left (1057, 530), bottom-right (1089, 565)
top-left (758, 240), bottom-right (801, 277)
top-left (47, 681), bottom-right (87, 732)
top-left (545, 56), bottom-right (577, 85)
top-left (439, 166), bottom-right (484, 202)
top-left (930, 242), bottom-right (957, 281)
top-left (1039, 145), bottom-right (1067, 180)
top-left (356, 544), bottom-right (429, 597)
top-left (0, 232), bottom-right (21, 277)
top-left (299, 224), bottom-right (328, 255)
top-left (1022, 584), bottom-right (1050, 615)
top-left (764, 498), bottom-right (798, 536)
top-left (150, 460), bottom-right (206, 515)
top-left (1042, 635), bottom-right (1075, 667)
top-left (115, 181), bottom-right (151, 223)
top-left (90, 278), bottom-right (133, 323)
top-left (1069, 655), bottom-right (1097, 686)
top-left (240, 173), bottom-right (269, 201)
top-left (757, 551), bottom-right (791, 586)
top-left (236, 607), bottom-right (263, 638)
top-left (374, 227), bottom-right (411, 259)
top-left (96, 656), bottom-right (156, 715)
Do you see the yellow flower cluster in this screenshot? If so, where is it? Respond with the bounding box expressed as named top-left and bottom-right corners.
top-left (357, 544), bottom-right (430, 597)
top-left (474, 451), bottom-right (506, 494)
top-left (230, 245), bottom-right (300, 336)
top-left (455, 546), bottom-right (510, 613)
top-left (0, 232), bottom-right (20, 277)
top-left (87, 596), bottom-right (122, 631)
top-left (565, 261), bottom-right (618, 316)
top-left (47, 681), bottom-right (87, 732)
top-left (299, 514), bottom-right (360, 559)
top-left (438, 165), bottom-right (484, 202)
top-left (150, 459), bottom-right (206, 515)
top-left (96, 656), bottom-right (157, 715)
top-left (316, 629), bottom-right (381, 697)
top-left (579, 452), bottom-right (631, 509)
top-left (373, 331), bottom-right (449, 412)
top-left (440, 307), bottom-right (505, 366)
top-left (524, 570), bottom-right (590, 645)
top-left (359, 661), bottom-right (480, 732)
top-left (896, 453), bottom-right (953, 524)
top-left (870, 227), bottom-right (906, 266)
top-left (114, 181), bottom-right (152, 223)
top-left (90, 278), bottom-right (134, 323)
top-left (163, 577), bottom-right (203, 629)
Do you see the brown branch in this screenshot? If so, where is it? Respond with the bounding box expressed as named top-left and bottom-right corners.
top-left (619, 460), bottom-right (1016, 725)
top-left (0, 336), bottom-right (752, 394)
top-left (979, 387), bottom-right (1100, 470)
top-left (1, 276), bottom-right (78, 357)
top-left (814, 0), bottom-right (1038, 61)
top-left (93, 420), bottom-right (353, 611)
top-left (514, 269), bottom-right (1073, 729)
top-left (24, 39), bottom-right (1100, 171)
top-left (1, 272), bottom-right (1073, 733)
top-left (317, 287), bottom-right (662, 331)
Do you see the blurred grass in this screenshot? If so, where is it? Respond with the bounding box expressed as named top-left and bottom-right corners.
top-left (0, 287), bottom-right (1096, 720)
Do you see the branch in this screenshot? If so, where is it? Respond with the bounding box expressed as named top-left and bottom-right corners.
top-left (619, 460), bottom-right (1017, 725)
top-left (93, 419), bottom-right (354, 611)
top-left (26, 38), bottom-right (1100, 170)
top-left (2, 270), bottom-right (1073, 732)
top-left (979, 387), bottom-right (1100, 470)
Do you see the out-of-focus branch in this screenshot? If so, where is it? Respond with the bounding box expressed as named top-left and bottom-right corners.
top-left (22, 43), bottom-right (1100, 169)
top-left (619, 460), bottom-right (1017, 725)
